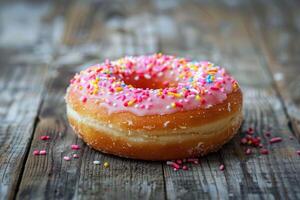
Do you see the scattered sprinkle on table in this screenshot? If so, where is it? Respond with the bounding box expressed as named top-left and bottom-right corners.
top-left (269, 137), bottom-right (283, 144)
top-left (71, 144), bottom-right (80, 150)
top-left (39, 150), bottom-right (47, 155)
top-left (104, 162), bottom-right (109, 168)
top-left (40, 135), bottom-right (50, 140)
top-left (219, 164), bottom-right (225, 171)
top-left (33, 150), bottom-right (40, 155)
top-left (64, 156), bottom-right (71, 161)
top-left (93, 160), bottom-right (101, 165)
top-left (73, 154), bottom-right (79, 158)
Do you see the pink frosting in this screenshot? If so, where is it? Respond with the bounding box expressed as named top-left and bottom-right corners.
top-left (68, 54), bottom-right (239, 116)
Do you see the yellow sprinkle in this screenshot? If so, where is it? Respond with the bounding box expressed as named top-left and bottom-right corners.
top-left (115, 87), bottom-right (123, 92)
top-left (195, 95), bottom-right (201, 101)
top-left (104, 162), bottom-right (109, 168)
top-left (127, 99), bottom-right (136, 106)
top-left (171, 103), bottom-right (176, 108)
top-left (233, 82), bottom-right (239, 91)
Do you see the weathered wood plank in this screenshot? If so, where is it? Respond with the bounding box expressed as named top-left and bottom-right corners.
top-left (0, 2), bottom-right (53, 199)
top-left (0, 62), bottom-right (48, 200)
top-left (156, 1), bottom-right (300, 199)
top-left (16, 1), bottom-right (166, 199)
top-left (248, 0), bottom-right (300, 140)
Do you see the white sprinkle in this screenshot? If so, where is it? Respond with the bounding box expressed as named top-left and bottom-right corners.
top-left (274, 72), bottom-right (284, 81)
top-left (93, 160), bottom-right (101, 165)
top-left (164, 121), bottom-right (170, 127)
top-left (166, 105), bottom-right (171, 109)
top-left (134, 76), bottom-right (139, 80)
top-left (144, 74), bottom-right (151, 79)
top-left (228, 102), bottom-right (231, 112)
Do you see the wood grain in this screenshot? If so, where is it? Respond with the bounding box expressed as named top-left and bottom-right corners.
top-left (157, 1), bottom-right (300, 199)
top-left (0, 2), bottom-right (52, 199)
top-left (248, 0), bottom-right (300, 140)
top-left (16, 1), bottom-right (165, 199)
top-left (0, 0), bottom-right (299, 199)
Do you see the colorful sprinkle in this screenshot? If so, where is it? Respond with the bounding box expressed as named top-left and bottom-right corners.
top-left (93, 160), bottom-right (101, 165)
top-left (71, 144), bottom-right (80, 150)
top-left (104, 162), bottom-right (109, 168)
top-left (219, 164), bottom-right (225, 171)
top-left (260, 149), bottom-right (269, 155)
top-left (33, 150), bottom-right (40, 155)
top-left (39, 150), bottom-right (47, 155)
top-left (40, 135), bottom-right (50, 140)
top-left (68, 54), bottom-right (239, 116)
top-left (73, 154), bottom-right (79, 158)
top-left (64, 156), bottom-right (71, 161)
top-left (269, 137), bottom-right (282, 144)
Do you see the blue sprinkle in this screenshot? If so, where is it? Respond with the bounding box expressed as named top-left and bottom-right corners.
top-left (206, 75), bottom-right (213, 83)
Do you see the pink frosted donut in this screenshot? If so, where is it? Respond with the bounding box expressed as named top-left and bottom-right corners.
top-left (66, 54), bottom-right (243, 160)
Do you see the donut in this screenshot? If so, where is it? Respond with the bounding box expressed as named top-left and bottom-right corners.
top-left (66, 54), bottom-right (243, 160)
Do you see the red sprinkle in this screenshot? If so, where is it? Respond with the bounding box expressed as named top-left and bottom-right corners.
top-left (269, 137), bottom-right (282, 144)
top-left (33, 150), bottom-right (40, 155)
top-left (80, 96), bottom-right (87, 103)
top-left (260, 149), bottom-right (269, 155)
top-left (39, 150), bottom-right (47, 155)
top-left (219, 164), bottom-right (225, 171)
top-left (296, 150), bottom-right (300, 155)
top-left (247, 127), bottom-right (254, 135)
top-left (265, 131), bottom-right (271, 137)
top-left (71, 144), bottom-right (80, 150)
top-left (40, 135), bottom-right (50, 140)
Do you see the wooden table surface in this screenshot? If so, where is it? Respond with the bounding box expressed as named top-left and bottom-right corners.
top-left (0, 0), bottom-right (300, 199)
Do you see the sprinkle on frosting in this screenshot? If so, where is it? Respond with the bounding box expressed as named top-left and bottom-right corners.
top-left (69, 54), bottom-right (239, 116)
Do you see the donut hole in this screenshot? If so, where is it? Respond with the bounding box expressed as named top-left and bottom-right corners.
top-left (122, 73), bottom-right (177, 90)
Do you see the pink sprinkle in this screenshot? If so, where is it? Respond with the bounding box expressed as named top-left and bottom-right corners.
top-left (71, 144), bottom-right (80, 150)
top-left (245, 148), bottom-right (252, 155)
top-left (176, 159), bottom-right (183, 164)
top-left (173, 168), bottom-right (178, 171)
top-left (182, 165), bottom-right (188, 170)
top-left (73, 154), bottom-right (79, 158)
top-left (269, 137), bottom-right (282, 144)
top-left (64, 156), bottom-right (71, 161)
top-left (297, 150), bottom-right (300, 155)
top-left (260, 149), bottom-right (269, 155)
top-left (33, 150), bottom-right (40, 155)
top-left (240, 138), bottom-right (247, 144)
top-left (219, 164), bottom-right (225, 171)
top-left (166, 161), bottom-right (180, 169)
top-left (40, 135), bottom-right (50, 140)
top-left (39, 150), bottom-right (47, 155)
